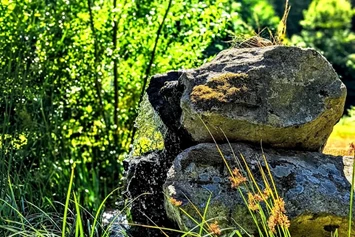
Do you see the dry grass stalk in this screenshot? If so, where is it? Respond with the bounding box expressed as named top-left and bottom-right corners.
top-left (235, 0), bottom-right (290, 48)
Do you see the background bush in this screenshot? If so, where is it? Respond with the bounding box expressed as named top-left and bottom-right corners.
top-left (0, 0), bottom-right (260, 215)
top-left (291, 0), bottom-right (355, 109)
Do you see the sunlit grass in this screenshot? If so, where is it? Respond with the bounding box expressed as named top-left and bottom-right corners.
top-left (324, 107), bottom-right (355, 156)
top-left (0, 163), bottom-right (124, 237)
top-left (323, 107), bottom-right (355, 237)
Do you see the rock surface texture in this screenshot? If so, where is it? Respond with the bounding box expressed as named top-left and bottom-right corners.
top-left (123, 151), bottom-right (179, 237)
top-left (124, 45), bottom-right (350, 237)
top-left (150, 46), bottom-right (347, 151)
top-left (164, 143), bottom-right (355, 237)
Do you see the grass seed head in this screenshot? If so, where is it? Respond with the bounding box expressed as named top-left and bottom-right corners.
top-left (169, 197), bottom-right (182, 207)
top-left (229, 168), bottom-right (247, 189)
top-left (267, 197), bottom-right (290, 233)
top-left (263, 187), bottom-right (272, 199)
top-left (248, 193), bottom-right (260, 211)
top-left (209, 221), bottom-right (222, 236)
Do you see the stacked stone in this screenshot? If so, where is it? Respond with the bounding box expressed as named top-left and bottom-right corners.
top-left (125, 46), bottom-right (353, 237)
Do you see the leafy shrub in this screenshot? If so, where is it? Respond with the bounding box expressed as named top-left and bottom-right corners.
top-left (268, 0), bottom-right (313, 36)
top-left (0, 0), bottom-right (255, 215)
top-left (236, 0), bottom-right (280, 33)
top-left (292, 0), bottom-right (355, 108)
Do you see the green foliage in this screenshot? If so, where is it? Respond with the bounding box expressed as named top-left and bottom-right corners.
top-left (198, 0), bottom-right (281, 66)
top-left (132, 95), bottom-right (165, 156)
top-left (236, 0), bottom-right (280, 33)
top-left (0, 0), bottom-right (254, 232)
top-left (301, 0), bottom-right (353, 30)
top-left (292, 0), bottom-right (355, 102)
top-left (268, 0), bottom-right (312, 36)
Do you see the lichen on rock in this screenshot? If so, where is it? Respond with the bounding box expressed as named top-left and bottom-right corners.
top-left (179, 46), bottom-right (347, 151)
top-left (163, 143), bottom-right (355, 236)
top-left (190, 72), bottom-right (249, 105)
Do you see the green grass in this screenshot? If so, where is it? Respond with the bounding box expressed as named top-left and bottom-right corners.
top-left (0, 162), bottom-right (122, 237)
top-left (324, 106), bottom-right (355, 156)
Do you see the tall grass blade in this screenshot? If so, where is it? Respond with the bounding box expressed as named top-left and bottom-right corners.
top-left (62, 164), bottom-right (75, 237)
top-left (128, 222), bottom-right (193, 236)
top-left (276, 0), bottom-right (290, 44)
top-left (73, 193), bottom-right (84, 237)
top-left (199, 193), bottom-right (212, 236)
top-left (260, 145), bottom-right (279, 200)
top-left (101, 192), bottom-right (151, 237)
top-left (89, 187), bottom-right (121, 237)
top-left (198, 117), bottom-right (233, 177)
top-left (0, 198), bottom-right (34, 231)
top-left (348, 149), bottom-right (355, 237)
top-left (26, 201), bottom-right (61, 231)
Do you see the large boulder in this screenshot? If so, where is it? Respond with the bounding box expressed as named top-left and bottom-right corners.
top-left (164, 143), bottom-right (355, 237)
top-left (148, 46), bottom-right (347, 151)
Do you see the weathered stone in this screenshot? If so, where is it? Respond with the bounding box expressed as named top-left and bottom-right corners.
top-left (147, 46), bottom-right (347, 151)
top-left (124, 151), bottom-right (179, 237)
top-left (164, 143), bottom-right (355, 237)
top-left (147, 71), bottom-right (196, 152)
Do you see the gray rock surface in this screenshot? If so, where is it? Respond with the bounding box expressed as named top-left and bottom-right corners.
top-left (164, 143), bottom-right (355, 237)
top-left (102, 209), bottom-right (129, 237)
top-left (148, 46), bottom-right (347, 151)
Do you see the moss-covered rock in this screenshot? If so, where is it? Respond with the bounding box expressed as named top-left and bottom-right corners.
top-left (147, 46), bottom-right (347, 151)
top-left (182, 46), bottom-right (347, 151)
